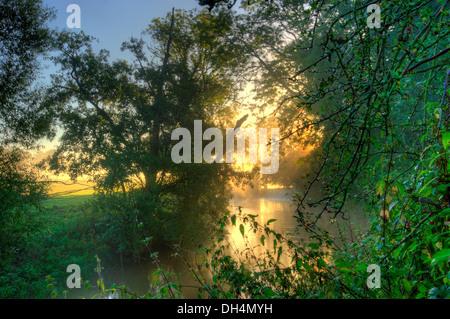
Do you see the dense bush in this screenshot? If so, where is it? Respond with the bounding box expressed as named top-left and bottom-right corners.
top-left (89, 187), bottom-right (231, 261)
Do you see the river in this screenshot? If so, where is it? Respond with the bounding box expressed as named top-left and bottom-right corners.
top-left (67, 188), bottom-right (369, 299)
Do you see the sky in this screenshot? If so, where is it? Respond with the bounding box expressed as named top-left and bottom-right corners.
top-left (43, 0), bottom-right (201, 60)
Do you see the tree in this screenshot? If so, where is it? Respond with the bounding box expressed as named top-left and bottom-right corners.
top-left (0, 0), bottom-right (56, 146)
top-left (198, 0), bottom-right (450, 298)
top-left (0, 0), bottom-right (55, 296)
top-left (209, 0), bottom-right (449, 215)
top-left (43, 8), bottom-right (251, 245)
top-left (198, 0), bottom-right (238, 11)
top-left (0, 146), bottom-right (49, 299)
top-left (194, 0), bottom-right (342, 189)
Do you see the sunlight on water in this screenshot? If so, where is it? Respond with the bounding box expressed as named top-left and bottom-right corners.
top-left (226, 188), bottom-right (370, 269)
top-left (67, 188), bottom-right (369, 299)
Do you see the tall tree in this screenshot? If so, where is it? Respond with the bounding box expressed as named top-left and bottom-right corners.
top-left (207, 0), bottom-right (450, 215)
top-left (0, 0), bottom-right (56, 146)
top-left (44, 9), bottom-right (251, 243)
top-left (0, 0), bottom-right (55, 280)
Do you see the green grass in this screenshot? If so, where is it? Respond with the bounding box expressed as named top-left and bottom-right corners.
top-left (38, 194), bottom-right (95, 227)
top-left (41, 194), bottom-right (94, 210)
top-left (0, 194), bottom-right (100, 298)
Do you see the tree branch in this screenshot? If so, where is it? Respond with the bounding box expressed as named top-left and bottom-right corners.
top-left (405, 47), bottom-right (450, 74)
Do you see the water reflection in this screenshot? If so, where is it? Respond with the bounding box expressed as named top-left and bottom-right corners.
top-left (226, 189), bottom-right (369, 269)
top-left (67, 188), bottom-right (369, 299)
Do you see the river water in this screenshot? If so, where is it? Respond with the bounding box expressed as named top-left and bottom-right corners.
top-left (67, 188), bottom-right (369, 299)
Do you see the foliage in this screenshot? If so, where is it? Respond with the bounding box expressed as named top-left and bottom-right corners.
top-left (192, 211), bottom-right (338, 298)
top-left (193, 0), bottom-right (450, 299)
top-left (40, 9), bottom-right (251, 249)
top-left (1, 0), bottom-right (449, 300)
top-left (185, 205), bottom-right (448, 299)
top-left (0, 0), bottom-right (56, 146)
top-left (0, 192), bottom-right (99, 298)
top-left (44, 8), bottom-right (248, 191)
top-left (0, 147), bottom-right (47, 267)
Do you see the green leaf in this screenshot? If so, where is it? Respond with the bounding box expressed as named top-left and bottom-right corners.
top-left (418, 284), bottom-right (428, 293)
top-left (317, 258), bottom-right (326, 267)
top-left (443, 132), bottom-right (450, 150)
top-left (267, 219), bottom-right (277, 225)
top-left (419, 186), bottom-right (432, 198)
top-left (303, 263), bottom-right (312, 272)
top-left (277, 246), bottom-right (283, 262)
top-left (376, 180), bottom-right (386, 197)
top-left (355, 263), bottom-right (368, 272)
top-left (340, 267), bottom-right (355, 274)
top-left (428, 286), bottom-right (450, 299)
top-left (260, 234), bottom-right (265, 246)
top-left (403, 279), bottom-right (413, 293)
top-left (263, 288), bottom-right (277, 298)
top-left (431, 249), bottom-right (450, 264)
top-left (239, 224), bottom-right (244, 237)
top-left (231, 215), bottom-right (236, 226)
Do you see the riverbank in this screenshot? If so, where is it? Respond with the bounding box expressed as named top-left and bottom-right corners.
top-left (62, 188), bottom-right (370, 299)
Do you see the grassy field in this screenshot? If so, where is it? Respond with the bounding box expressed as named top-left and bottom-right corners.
top-left (38, 194), bottom-right (95, 231)
top-left (42, 194), bottom-right (94, 211)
